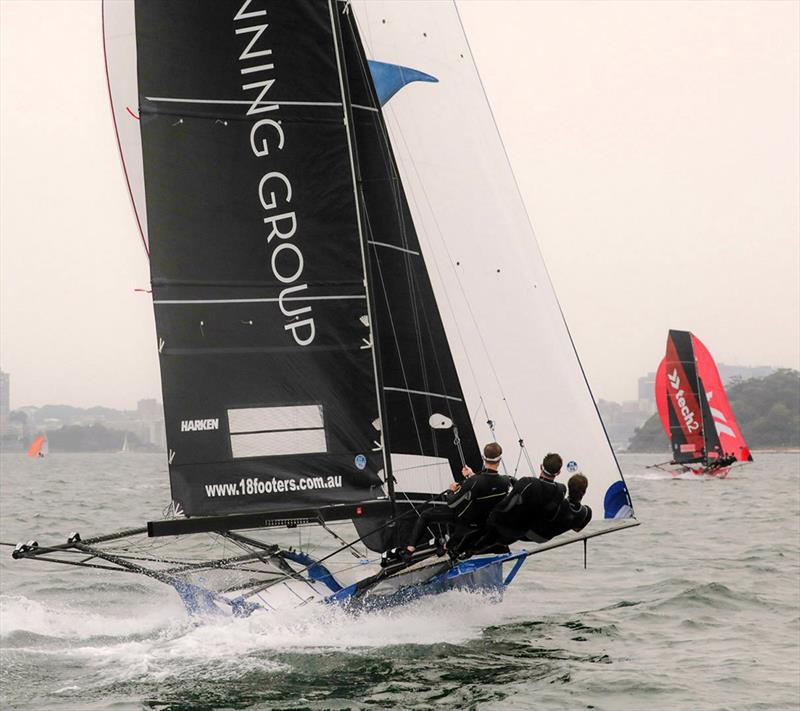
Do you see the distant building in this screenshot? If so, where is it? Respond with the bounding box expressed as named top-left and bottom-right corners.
top-left (137, 398), bottom-right (162, 421)
top-left (137, 398), bottom-right (166, 449)
top-left (638, 372), bottom-right (656, 403)
top-left (637, 371), bottom-right (657, 416)
top-left (597, 399), bottom-right (651, 451)
top-left (0, 370), bottom-right (10, 435)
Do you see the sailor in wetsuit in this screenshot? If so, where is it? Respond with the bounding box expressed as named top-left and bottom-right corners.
top-left (529, 473), bottom-right (592, 541)
top-left (382, 442), bottom-right (512, 564)
top-left (480, 454), bottom-right (592, 545)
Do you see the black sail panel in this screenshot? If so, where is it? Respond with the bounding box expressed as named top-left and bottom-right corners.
top-left (135, 0), bottom-right (385, 516)
top-left (339, 9), bottom-right (480, 482)
top-left (665, 330), bottom-right (706, 464)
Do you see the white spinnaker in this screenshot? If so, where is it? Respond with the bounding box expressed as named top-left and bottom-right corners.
top-left (353, 1), bottom-right (631, 518)
top-left (102, 0), bottom-right (149, 254)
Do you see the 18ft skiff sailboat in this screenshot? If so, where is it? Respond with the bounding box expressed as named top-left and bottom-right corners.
top-left (9, 0), bottom-right (637, 615)
top-left (654, 330), bottom-right (752, 478)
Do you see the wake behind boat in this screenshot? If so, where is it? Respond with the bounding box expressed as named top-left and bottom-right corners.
top-left (652, 329), bottom-right (752, 478)
top-left (8, 0), bottom-right (637, 616)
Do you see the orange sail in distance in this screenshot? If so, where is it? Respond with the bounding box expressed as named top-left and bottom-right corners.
top-left (27, 435), bottom-right (46, 458)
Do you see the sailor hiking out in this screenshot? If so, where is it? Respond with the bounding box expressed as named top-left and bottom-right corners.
top-left (477, 453), bottom-right (592, 548)
top-left (382, 442), bottom-right (512, 565)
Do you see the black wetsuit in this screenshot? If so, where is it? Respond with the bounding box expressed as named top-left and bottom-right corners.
top-left (484, 476), bottom-right (577, 544)
top-left (532, 498), bottom-right (592, 540)
top-left (407, 469), bottom-right (513, 547)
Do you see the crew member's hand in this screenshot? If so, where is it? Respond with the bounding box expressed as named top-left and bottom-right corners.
top-left (462, 465), bottom-right (474, 478)
top-left (449, 482), bottom-right (460, 492)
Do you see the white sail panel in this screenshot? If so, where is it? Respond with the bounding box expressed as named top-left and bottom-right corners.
top-left (391, 454), bottom-right (453, 494)
top-left (231, 430), bottom-right (327, 459)
top-left (102, 0), bottom-right (149, 252)
top-left (228, 405), bottom-right (324, 434)
top-left (353, 1), bottom-right (631, 518)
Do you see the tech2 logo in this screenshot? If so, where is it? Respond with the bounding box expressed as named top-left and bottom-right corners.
top-left (668, 369), bottom-right (700, 432)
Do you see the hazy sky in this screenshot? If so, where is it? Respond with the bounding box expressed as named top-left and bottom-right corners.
top-left (1, 0), bottom-right (798, 410)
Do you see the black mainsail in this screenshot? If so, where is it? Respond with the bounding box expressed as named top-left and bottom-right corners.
top-left (135, 0), bottom-right (476, 520)
top-left (138, 0), bottom-right (386, 516)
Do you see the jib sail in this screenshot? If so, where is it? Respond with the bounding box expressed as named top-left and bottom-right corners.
top-left (350, 2), bottom-right (633, 519)
top-left (694, 333), bottom-right (751, 461)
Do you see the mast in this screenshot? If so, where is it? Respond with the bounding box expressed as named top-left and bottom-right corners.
top-left (329, 0), bottom-right (395, 508)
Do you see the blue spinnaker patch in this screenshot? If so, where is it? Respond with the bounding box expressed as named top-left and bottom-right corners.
top-left (367, 60), bottom-right (438, 106)
top-left (604, 480), bottom-right (634, 519)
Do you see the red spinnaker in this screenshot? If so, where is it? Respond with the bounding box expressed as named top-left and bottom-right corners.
top-left (691, 334), bottom-right (752, 462)
top-left (655, 357), bottom-right (668, 438)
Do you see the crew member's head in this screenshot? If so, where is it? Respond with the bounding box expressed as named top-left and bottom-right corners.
top-left (540, 453), bottom-right (562, 481)
top-left (567, 473), bottom-right (588, 503)
top-left (483, 442), bottom-right (502, 470)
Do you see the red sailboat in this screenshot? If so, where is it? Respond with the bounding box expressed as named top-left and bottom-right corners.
top-left (654, 330), bottom-right (751, 477)
top-left (27, 435), bottom-right (48, 458)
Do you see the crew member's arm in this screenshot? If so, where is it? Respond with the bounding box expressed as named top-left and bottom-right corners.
top-left (445, 474), bottom-right (480, 508)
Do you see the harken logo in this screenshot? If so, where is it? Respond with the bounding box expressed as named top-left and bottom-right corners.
top-left (668, 369), bottom-right (700, 432)
top-left (181, 419), bottom-right (219, 432)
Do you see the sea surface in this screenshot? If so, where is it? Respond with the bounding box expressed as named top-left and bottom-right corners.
top-left (0, 452), bottom-right (798, 710)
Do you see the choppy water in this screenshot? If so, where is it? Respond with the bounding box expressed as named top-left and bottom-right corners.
top-left (0, 452), bottom-right (798, 710)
